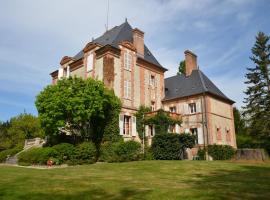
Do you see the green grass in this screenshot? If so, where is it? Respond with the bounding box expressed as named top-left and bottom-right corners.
top-left (0, 161), bottom-right (270, 200)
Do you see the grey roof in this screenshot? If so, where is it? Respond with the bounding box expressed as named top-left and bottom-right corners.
top-left (72, 21), bottom-right (165, 70)
top-left (164, 70), bottom-right (234, 104)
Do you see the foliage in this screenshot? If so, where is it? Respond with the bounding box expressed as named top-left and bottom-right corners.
top-left (197, 148), bottom-right (206, 160)
top-left (233, 107), bottom-right (247, 135)
top-left (135, 105), bottom-right (151, 142)
top-left (146, 109), bottom-right (181, 135)
top-left (18, 147), bottom-right (59, 165)
top-left (177, 60), bottom-right (186, 75)
top-left (0, 146), bottom-right (23, 163)
top-left (72, 142), bottom-right (97, 164)
top-left (102, 102), bottom-right (122, 143)
top-left (152, 133), bottom-right (195, 160)
top-left (143, 146), bottom-right (154, 160)
top-left (99, 141), bottom-right (141, 162)
top-left (35, 77), bottom-right (121, 147)
top-left (52, 143), bottom-right (75, 163)
top-left (114, 141), bottom-right (141, 162)
top-left (207, 144), bottom-right (236, 160)
top-left (243, 32), bottom-right (270, 147)
top-left (0, 114), bottom-right (44, 151)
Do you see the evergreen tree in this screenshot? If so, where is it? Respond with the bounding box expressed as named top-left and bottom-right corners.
top-left (177, 60), bottom-right (185, 75)
top-left (243, 32), bottom-right (270, 142)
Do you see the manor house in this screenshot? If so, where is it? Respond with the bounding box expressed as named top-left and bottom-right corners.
top-left (50, 20), bottom-right (237, 157)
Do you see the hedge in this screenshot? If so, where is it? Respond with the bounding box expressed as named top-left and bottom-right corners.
top-left (71, 142), bottom-right (97, 164)
top-left (52, 143), bottom-right (75, 163)
top-left (99, 141), bottom-right (141, 162)
top-left (0, 146), bottom-right (23, 163)
top-left (208, 144), bottom-right (236, 160)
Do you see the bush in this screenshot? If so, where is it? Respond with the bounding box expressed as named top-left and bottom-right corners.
top-left (114, 141), bottom-right (141, 162)
top-left (143, 146), bottom-right (154, 160)
top-left (18, 147), bottom-right (59, 165)
top-left (99, 141), bottom-right (141, 162)
top-left (208, 144), bottom-right (236, 160)
top-left (197, 148), bottom-right (206, 160)
top-left (52, 143), bottom-right (75, 163)
top-left (72, 142), bottom-right (97, 164)
top-left (0, 146), bottom-right (23, 163)
top-left (152, 134), bottom-right (182, 160)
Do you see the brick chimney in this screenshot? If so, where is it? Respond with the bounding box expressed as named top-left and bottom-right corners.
top-left (133, 28), bottom-right (144, 57)
top-left (184, 50), bottom-right (198, 76)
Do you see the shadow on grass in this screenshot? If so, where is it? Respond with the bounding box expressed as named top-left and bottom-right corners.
top-left (2, 187), bottom-right (152, 200)
top-left (185, 164), bottom-right (270, 200)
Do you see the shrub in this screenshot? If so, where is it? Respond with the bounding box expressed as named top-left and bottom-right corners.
top-left (18, 147), bottom-right (59, 165)
top-left (197, 148), bottom-right (206, 160)
top-left (152, 133), bottom-right (195, 160)
top-left (114, 141), bottom-right (141, 162)
top-left (152, 134), bottom-right (182, 160)
top-left (52, 143), bottom-right (75, 163)
top-left (143, 146), bottom-right (154, 160)
top-left (208, 144), bottom-right (236, 160)
top-left (99, 141), bottom-right (141, 162)
top-left (0, 146), bottom-right (23, 163)
top-left (73, 142), bottom-right (97, 164)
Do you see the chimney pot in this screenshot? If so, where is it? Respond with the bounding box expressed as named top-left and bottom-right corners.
top-left (184, 50), bottom-right (198, 76)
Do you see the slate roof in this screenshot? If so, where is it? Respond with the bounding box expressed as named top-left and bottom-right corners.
top-left (73, 21), bottom-right (165, 70)
top-left (164, 70), bottom-right (234, 104)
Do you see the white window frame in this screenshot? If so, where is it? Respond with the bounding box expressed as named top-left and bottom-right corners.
top-left (123, 115), bottom-right (131, 136)
top-left (169, 106), bottom-right (176, 113)
top-left (189, 103), bottom-right (196, 114)
top-left (124, 80), bottom-right (131, 99)
top-left (190, 128), bottom-right (198, 144)
top-left (150, 75), bottom-right (155, 87)
top-left (151, 101), bottom-right (155, 111)
top-left (124, 52), bottom-right (132, 71)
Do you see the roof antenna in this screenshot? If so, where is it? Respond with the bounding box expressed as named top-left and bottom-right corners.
top-left (105, 0), bottom-right (110, 31)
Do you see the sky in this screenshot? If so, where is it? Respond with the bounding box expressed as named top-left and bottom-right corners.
top-left (0, 0), bottom-right (270, 121)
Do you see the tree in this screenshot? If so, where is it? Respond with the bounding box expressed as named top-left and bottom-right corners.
top-left (135, 105), bottom-right (151, 143)
top-left (0, 114), bottom-right (43, 151)
top-left (243, 32), bottom-right (270, 152)
top-left (35, 77), bottom-right (121, 147)
top-left (233, 107), bottom-right (246, 135)
top-left (177, 60), bottom-right (185, 75)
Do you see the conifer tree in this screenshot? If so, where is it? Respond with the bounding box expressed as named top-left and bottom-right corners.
top-left (243, 32), bottom-right (270, 141)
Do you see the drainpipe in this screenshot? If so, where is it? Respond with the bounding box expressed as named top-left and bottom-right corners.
top-left (202, 93), bottom-right (210, 160)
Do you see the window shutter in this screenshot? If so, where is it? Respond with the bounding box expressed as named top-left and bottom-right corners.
top-left (197, 127), bottom-right (204, 144)
top-left (58, 68), bottom-right (64, 79)
top-left (184, 104), bottom-right (189, 114)
top-left (87, 54), bottom-right (93, 72)
top-left (153, 125), bottom-right (155, 136)
top-left (119, 115), bottom-right (124, 135)
top-left (185, 128), bottom-right (190, 133)
top-left (132, 116), bottom-right (137, 136)
top-left (196, 101), bottom-right (201, 113)
top-left (67, 66), bottom-right (70, 78)
top-left (145, 125), bottom-right (149, 137)
top-left (175, 124), bottom-right (180, 134)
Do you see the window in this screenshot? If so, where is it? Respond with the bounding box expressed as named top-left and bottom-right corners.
top-left (151, 101), bottom-right (155, 111)
top-left (190, 128), bottom-right (198, 144)
top-left (216, 127), bottom-right (222, 141)
top-left (124, 52), bottom-right (132, 70)
top-left (149, 125), bottom-right (155, 137)
top-left (150, 75), bottom-right (155, 87)
top-left (124, 115), bottom-right (131, 135)
top-left (169, 125), bottom-right (175, 133)
top-left (87, 53), bottom-right (93, 72)
top-left (169, 106), bottom-right (176, 113)
top-left (226, 129), bottom-right (231, 142)
top-left (124, 80), bottom-right (131, 99)
top-left (189, 103), bottom-right (196, 114)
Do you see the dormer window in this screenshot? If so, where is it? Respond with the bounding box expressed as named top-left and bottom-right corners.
top-left (87, 53), bottom-right (93, 72)
top-left (124, 52), bottom-right (132, 71)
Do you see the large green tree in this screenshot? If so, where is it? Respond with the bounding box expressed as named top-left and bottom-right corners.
top-left (243, 32), bottom-right (270, 150)
top-left (35, 77), bottom-right (121, 147)
top-left (135, 105), bottom-right (151, 143)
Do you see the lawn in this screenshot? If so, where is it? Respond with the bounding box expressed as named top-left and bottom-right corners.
top-left (0, 161), bottom-right (269, 200)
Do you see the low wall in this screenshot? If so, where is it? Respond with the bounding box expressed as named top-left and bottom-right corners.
top-left (235, 149), bottom-right (269, 161)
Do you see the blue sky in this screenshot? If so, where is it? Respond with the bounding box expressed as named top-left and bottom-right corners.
top-left (0, 0), bottom-right (270, 121)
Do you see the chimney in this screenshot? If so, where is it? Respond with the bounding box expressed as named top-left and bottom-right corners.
top-left (133, 28), bottom-right (144, 57)
top-left (184, 50), bottom-right (198, 76)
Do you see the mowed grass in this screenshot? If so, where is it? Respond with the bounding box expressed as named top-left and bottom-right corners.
top-left (0, 161), bottom-right (270, 200)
